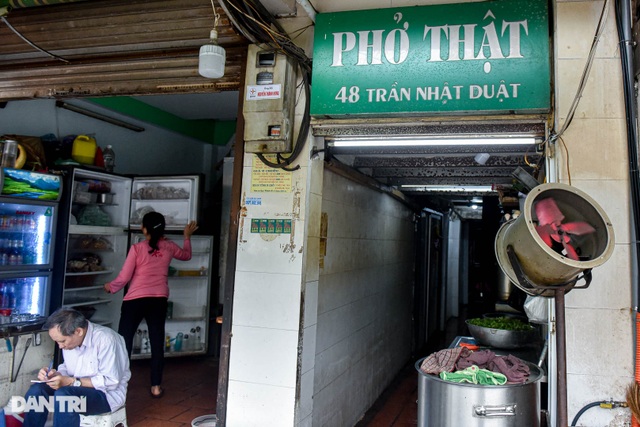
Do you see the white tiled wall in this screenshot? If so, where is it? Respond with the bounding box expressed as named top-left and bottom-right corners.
top-left (555, 1), bottom-right (634, 425)
top-left (312, 169), bottom-right (414, 426)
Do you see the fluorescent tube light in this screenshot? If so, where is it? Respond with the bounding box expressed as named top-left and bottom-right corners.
top-left (401, 185), bottom-right (495, 192)
top-left (55, 101), bottom-right (145, 132)
top-left (331, 137), bottom-right (536, 147)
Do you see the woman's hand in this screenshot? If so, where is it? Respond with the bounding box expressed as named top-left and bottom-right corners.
top-left (103, 282), bottom-right (111, 293)
top-left (184, 221), bottom-right (198, 238)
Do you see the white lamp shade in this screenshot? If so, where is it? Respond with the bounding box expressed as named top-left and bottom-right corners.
top-left (199, 44), bottom-right (226, 78)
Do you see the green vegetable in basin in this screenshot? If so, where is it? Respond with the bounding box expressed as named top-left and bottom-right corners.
top-left (467, 317), bottom-right (533, 331)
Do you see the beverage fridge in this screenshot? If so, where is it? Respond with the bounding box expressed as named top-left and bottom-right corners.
top-left (51, 167), bottom-right (211, 357)
top-left (0, 168), bottom-right (61, 337)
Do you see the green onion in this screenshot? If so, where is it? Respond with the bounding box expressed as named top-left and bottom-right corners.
top-left (467, 317), bottom-right (534, 331)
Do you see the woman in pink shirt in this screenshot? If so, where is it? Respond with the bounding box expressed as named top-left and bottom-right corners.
top-left (105, 211), bottom-right (198, 398)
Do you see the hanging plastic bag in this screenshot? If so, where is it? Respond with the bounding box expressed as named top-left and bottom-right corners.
top-left (524, 295), bottom-right (549, 323)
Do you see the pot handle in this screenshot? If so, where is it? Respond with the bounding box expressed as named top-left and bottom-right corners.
top-left (474, 404), bottom-right (517, 417)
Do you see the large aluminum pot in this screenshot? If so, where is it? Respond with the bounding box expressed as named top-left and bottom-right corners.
top-left (416, 357), bottom-right (543, 426)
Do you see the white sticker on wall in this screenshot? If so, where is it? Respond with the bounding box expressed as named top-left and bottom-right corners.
top-left (246, 84), bottom-right (282, 100)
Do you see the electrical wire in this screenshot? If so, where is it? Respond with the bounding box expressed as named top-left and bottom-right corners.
top-left (1, 15), bottom-right (69, 63)
top-left (548, 0), bottom-right (610, 145)
top-left (558, 136), bottom-right (571, 186)
top-left (256, 65), bottom-right (310, 171)
top-left (218, 0), bottom-right (312, 170)
top-left (210, 0), bottom-right (220, 29)
top-left (535, 0), bottom-right (611, 180)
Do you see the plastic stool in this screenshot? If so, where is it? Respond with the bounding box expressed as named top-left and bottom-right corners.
top-left (79, 406), bottom-right (127, 427)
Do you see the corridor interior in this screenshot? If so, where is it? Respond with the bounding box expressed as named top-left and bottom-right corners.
top-left (124, 315), bottom-right (468, 426)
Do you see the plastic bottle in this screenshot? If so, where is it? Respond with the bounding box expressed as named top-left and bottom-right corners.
top-left (141, 330), bottom-right (149, 353)
top-left (0, 240), bottom-right (7, 266)
top-left (8, 241), bottom-right (18, 265)
top-left (190, 328), bottom-right (197, 351)
top-left (183, 334), bottom-right (190, 351)
top-left (102, 145), bottom-right (115, 173)
top-left (14, 241), bottom-right (23, 265)
top-left (1, 140), bottom-right (18, 168)
top-left (5, 283), bottom-right (15, 309)
top-left (195, 326), bottom-right (202, 350)
top-left (174, 332), bottom-right (183, 351)
top-left (133, 329), bottom-right (142, 354)
top-left (0, 283), bottom-right (6, 308)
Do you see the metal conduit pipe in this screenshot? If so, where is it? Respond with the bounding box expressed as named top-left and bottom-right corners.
top-left (615, 1), bottom-right (640, 424)
top-left (295, 0), bottom-right (316, 22)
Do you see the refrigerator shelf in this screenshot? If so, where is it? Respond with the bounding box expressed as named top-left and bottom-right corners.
top-left (131, 198), bottom-right (189, 202)
top-left (129, 221), bottom-right (189, 227)
top-left (131, 348), bottom-right (205, 360)
top-left (0, 229), bottom-right (38, 234)
top-left (64, 285), bottom-right (105, 292)
top-left (167, 315), bottom-right (205, 321)
top-left (73, 201), bottom-right (120, 207)
top-left (168, 276), bottom-right (209, 280)
top-left (69, 225), bottom-right (126, 235)
top-left (65, 270), bottom-right (114, 276)
top-left (66, 299), bottom-right (111, 307)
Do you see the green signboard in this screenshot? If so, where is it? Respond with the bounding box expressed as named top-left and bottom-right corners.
top-left (311, 0), bottom-right (550, 117)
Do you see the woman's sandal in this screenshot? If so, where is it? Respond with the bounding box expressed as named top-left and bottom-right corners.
top-left (150, 386), bottom-right (164, 398)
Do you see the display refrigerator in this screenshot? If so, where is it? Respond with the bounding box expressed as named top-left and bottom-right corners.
top-left (52, 167), bottom-right (210, 357)
top-left (0, 168), bottom-right (61, 338)
top-left (130, 233), bottom-right (213, 358)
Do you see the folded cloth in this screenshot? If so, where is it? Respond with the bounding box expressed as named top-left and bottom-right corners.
top-left (456, 349), bottom-right (530, 383)
top-left (439, 365), bottom-right (507, 385)
top-left (420, 347), bottom-right (472, 375)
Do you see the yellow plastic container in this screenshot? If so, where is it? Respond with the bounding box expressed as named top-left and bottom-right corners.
top-left (72, 135), bottom-right (97, 164)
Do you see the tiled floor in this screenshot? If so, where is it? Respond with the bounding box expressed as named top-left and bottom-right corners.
top-left (124, 315), bottom-right (466, 427)
top-left (126, 356), bottom-right (219, 426)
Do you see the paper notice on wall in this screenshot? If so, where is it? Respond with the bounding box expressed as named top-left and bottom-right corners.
top-left (251, 155), bottom-right (292, 193)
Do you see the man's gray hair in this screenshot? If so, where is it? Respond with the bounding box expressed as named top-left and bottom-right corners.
top-left (43, 307), bottom-right (88, 336)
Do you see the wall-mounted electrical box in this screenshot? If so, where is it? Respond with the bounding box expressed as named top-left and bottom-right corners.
top-left (243, 44), bottom-right (297, 154)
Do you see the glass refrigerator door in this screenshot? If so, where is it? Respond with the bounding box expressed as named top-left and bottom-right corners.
top-left (0, 272), bottom-right (51, 334)
top-left (0, 200), bottom-right (56, 270)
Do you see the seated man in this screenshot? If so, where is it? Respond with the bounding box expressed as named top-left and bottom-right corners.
top-left (22, 307), bottom-right (131, 427)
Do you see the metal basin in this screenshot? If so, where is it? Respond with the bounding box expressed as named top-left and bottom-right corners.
top-left (466, 320), bottom-right (538, 349)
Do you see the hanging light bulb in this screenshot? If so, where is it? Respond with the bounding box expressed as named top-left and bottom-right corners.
top-left (199, 0), bottom-right (226, 78)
